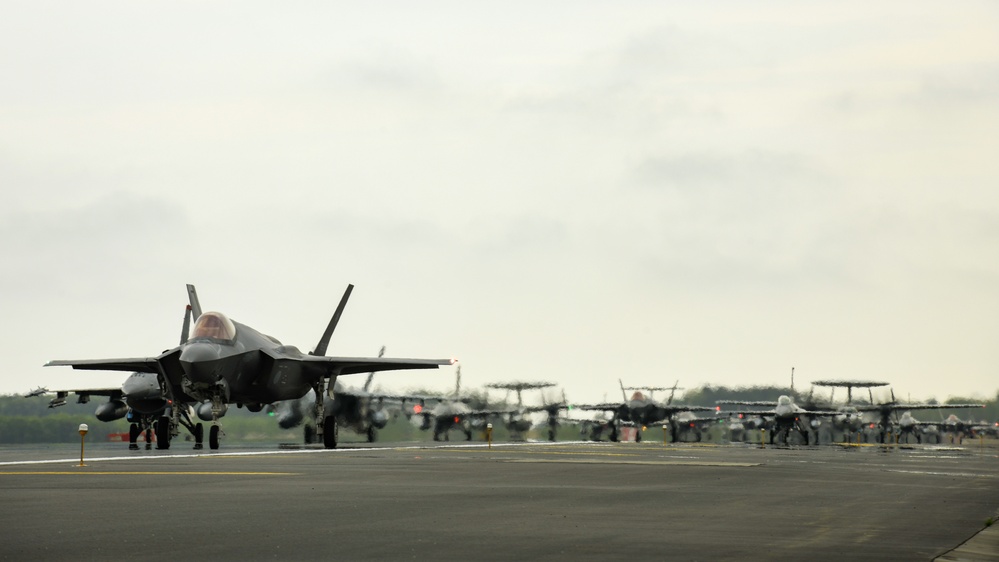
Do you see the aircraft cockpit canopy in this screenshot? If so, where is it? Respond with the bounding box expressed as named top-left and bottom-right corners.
top-left (191, 311), bottom-right (236, 341)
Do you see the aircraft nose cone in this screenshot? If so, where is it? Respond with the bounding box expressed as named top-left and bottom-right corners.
top-left (180, 342), bottom-right (223, 384)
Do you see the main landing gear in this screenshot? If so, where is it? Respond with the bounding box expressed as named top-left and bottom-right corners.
top-left (145, 408), bottom-right (206, 450)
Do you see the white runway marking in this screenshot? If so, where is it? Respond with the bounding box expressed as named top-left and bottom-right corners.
top-left (0, 440), bottom-right (596, 467)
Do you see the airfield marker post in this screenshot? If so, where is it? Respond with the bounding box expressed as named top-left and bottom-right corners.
top-left (486, 423), bottom-right (493, 449)
top-left (760, 429), bottom-right (766, 448)
top-left (77, 424), bottom-right (88, 467)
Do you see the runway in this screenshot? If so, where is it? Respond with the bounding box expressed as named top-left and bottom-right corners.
top-left (1, 440), bottom-right (997, 561)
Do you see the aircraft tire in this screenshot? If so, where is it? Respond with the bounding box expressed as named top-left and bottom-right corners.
top-left (209, 425), bottom-right (220, 450)
top-left (155, 416), bottom-right (171, 450)
top-left (194, 423), bottom-right (204, 447)
top-left (304, 424), bottom-right (314, 444)
top-left (129, 423), bottom-right (140, 449)
top-left (323, 416), bottom-right (337, 449)
top-left (366, 426), bottom-right (376, 443)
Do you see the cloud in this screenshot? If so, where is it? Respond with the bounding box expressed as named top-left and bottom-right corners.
top-left (0, 192), bottom-right (190, 295)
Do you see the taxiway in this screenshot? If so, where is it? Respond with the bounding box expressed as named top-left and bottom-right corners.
top-left (1, 441), bottom-right (997, 561)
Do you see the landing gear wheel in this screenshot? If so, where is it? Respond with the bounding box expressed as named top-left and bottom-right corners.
top-left (304, 424), bottom-right (314, 444)
top-left (194, 423), bottom-right (204, 450)
top-left (548, 427), bottom-right (556, 442)
top-left (209, 425), bottom-right (220, 450)
top-left (323, 416), bottom-right (337, 449)
top-left (636, 430), bottom-right (642, 443)
top-left (129, 423), bottom-right (140, 450)
top-left (155, 416), bottom-right (171, 450)
top-left (366, 426), bottom-right (376, 443)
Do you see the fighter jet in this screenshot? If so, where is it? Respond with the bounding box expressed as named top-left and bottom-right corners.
top-left (716, 395), bottom-right (839, 446)
top-left (24, 387), bottom-right (48, 398)
top-left (42, 372), bottom-right (184, 449)
top-left (484, 381), bottom-right (557, 441)
top-left (408, 366), bottom-right (510, 441)
top-left (575, 380), bottom-right (714, 442)
top-left (45, 284), bottom-right (456, 450)
top-left (838, 389), bottom-right (983, 444)
top-left (39, 305), bottom-right (210, 449)
top-left (273, 347), bottom-right (420, 443)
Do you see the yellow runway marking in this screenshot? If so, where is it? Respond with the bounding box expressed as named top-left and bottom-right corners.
top-left (0, 471), bottom-right (296, 476)
top-left (504, 459), bottom-right (759, 467)
top-left (440, 448), bottom-right (643, 458)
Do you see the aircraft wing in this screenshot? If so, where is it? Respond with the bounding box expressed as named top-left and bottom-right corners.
top-left (42, 387), bottom-right (123, 408)
top-left (799, 409), bottom-right (842, 416)
top-left (854, 403), bottom-right (984, 412)
top-left (676, 416), bottom-right (725, 424)
top-left (716, 400), bottom-right (777, 407)
top-left (716, 409), bottom-right (774, 417)
top-left (573, 403), bottom-right (622, 412)
top-left (663, 405), bottom-right (716, 413)
top-left (468, 409), bottom-right (516, 418)
top-left (45, 358), bottom-right (162, 373)
top-left (298, 355), bottom-right (456, 376)
top-left (811, 379), bottom-right (889, 387)
top-left (524, 404), bottom-right (568, 414)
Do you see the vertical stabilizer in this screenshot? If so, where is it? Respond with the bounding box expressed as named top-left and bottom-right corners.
top-left (180, 305), bottom-right (193, 345)
top-left (362, 346), bottom-right (386, 393)
top-left (186, 285), bottom-right (203, 321)
top-left (313, 284), bottom-right (354, 356)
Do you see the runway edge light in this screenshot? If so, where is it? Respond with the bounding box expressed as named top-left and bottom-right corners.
top-left (77, 424), bottom-right (89, 468)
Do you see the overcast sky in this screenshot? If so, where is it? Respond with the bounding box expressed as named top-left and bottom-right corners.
top-left (2, 2), bottom-right (997, 407)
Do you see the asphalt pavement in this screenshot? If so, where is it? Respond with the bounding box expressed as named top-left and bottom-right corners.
top-left (1, 440), bottom-right (997, 561)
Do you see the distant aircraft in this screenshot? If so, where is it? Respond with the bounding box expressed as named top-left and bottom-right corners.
top-left (669, 411), bottom-right (724, 443)
top-left (529, 389), bottom-right (573, 442)
top-left (37, 306), bottom-right (208, 449)
top-left (811, 379), bottom-right (889, 405)
top-left (716, 395), bottom-right (839, 445)
top-left (45, 284), bottom-right (456, 450)
top-left (484, 381), bottom-right (557, 440)
top-left (24, 387), bottom-right (48, 398)
top-left (273, 346), bottom-right (421, 443)
top-left (408, 366), bottom-right (510, 441)
top-left (845, 390), bottom-right (983, 444)
top-left (892, 411), bottom-right (940, 444)
top-left (575, 380), bottom-right (714, 442)
top-left (42, 372), bottom-right (181, 449)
